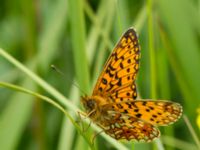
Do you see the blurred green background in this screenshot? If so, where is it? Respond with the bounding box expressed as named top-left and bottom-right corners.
top-left (0, 0), bottom-right (200, 150)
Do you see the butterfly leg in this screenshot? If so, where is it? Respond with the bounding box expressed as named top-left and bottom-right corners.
top-left (77, 111), bottom-right (92, 132)
top-left (91, 130), bottom-right (104, 145)
top-left (76, 111), bottom-right (86, 131)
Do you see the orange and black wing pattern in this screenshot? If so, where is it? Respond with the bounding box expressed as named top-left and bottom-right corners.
top-left (92, 28), bottom-right (140, 103)
top-left (98, 100), bottom-right (182, 142)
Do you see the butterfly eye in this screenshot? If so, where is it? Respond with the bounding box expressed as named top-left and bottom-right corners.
top-left (87, 99), bottom-right (96, 110)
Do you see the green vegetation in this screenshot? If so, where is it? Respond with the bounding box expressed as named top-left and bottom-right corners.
top-left (0, 0), bottom-right (200, 149)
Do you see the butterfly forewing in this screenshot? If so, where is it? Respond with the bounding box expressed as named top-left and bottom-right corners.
top-left (92, 28), bottom-right (140, 103)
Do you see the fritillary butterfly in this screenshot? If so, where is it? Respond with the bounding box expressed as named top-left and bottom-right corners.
top-left (81, 28), bottom-right (182, 142)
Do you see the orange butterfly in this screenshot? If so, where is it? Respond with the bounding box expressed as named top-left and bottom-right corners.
top-left (81, 28), bottom-right (182, 142)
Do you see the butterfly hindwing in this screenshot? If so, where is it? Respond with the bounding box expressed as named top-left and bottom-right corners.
top-left (110, 100), bottom-right (182, 126)
top-left (98, 109), bottom-right (160, 142)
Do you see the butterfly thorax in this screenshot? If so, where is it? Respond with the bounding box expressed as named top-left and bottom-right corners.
top-left (81, 95), bottom-right (109, 121)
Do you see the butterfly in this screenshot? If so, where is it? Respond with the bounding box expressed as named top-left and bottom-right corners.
top-left (81, 27), bottom-right (182, 142)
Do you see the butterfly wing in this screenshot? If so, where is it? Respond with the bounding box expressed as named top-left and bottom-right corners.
top-left (110, 100), bottom-right (182, 126)
top-left (96, 100), bottom-right (182, 141)
top-left (92, 28), bottom-right (140, 103)
top-left (98, 108), bottom-right (160, 142)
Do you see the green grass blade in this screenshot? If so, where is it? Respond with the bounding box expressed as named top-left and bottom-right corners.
top-left (68, 0), bottom-right (90, 93)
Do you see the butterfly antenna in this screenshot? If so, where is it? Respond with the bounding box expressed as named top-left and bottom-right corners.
top-left (51, 65), bottom-right (87, 96)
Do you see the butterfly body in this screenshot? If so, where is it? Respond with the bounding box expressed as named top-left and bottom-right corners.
top-left (81, 28), bottom-right (182, 142)
top-left (81, 95), bottom-right (109, 121)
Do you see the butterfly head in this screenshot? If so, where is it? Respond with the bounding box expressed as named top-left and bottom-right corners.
top-left (81, 96), bottom-right (97, 114)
